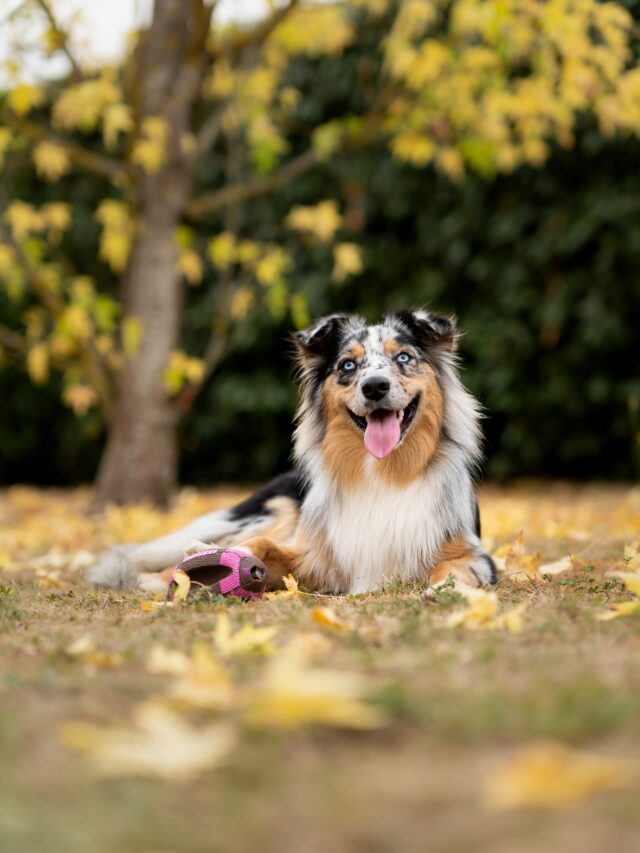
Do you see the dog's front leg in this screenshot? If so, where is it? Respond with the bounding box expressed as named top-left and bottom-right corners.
top-left (428, 533), bottom-right (497, 590)
top-left (234, 537), bottom-right (302, 591)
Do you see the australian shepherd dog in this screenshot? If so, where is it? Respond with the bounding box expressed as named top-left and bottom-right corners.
top-left (87, 309), bottom-right (496, 595)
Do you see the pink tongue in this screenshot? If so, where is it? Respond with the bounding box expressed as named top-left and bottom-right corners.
top-left (364, 410), bottom-right (401, 460)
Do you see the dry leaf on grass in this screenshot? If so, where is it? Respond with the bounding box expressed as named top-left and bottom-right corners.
top-left (265, 573), bottom-right (300, 601)
top-left (244, 643), bottom-right (386, 730)
top-left (446, 588), bottom-right (527, 633)
top-left (213, 612), bottom-right (277, 656)
top-left (59, 704), bottom-right (236, 781)
top-left (167, 642), bottom-right (235, 710)
top-left (623, 540), bottom-right (640, 572)
top-left (483, 741), bottom-right (635, 811)
top-left (493, 533), bottom-right (573, 583)
top-left (170, 568), bottom-right (191, 603)
top-left (312, 606), bottom-right (347, 632)
top-left (610, 572), bottom-right (640, 597)
top-left (594, 601), bottom-right (640, 621)
top-left (146, 645), bottom-right (191, 676)
top-left (66, 635), bottom-right (124, 669)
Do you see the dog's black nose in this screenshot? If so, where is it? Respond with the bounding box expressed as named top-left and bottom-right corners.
top-left (362, 376), bottom-right (391, 401)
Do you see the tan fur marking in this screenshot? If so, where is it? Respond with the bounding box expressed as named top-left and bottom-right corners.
top-left (321, 382), bottom-right (367, 489)
top-left (351, 342), bottom-right (365, 359)
top-left (383, 339), bottom-right (400, 356)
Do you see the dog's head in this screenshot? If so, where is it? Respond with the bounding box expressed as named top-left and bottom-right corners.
top-left (294, 309), bottom-right (458, 481)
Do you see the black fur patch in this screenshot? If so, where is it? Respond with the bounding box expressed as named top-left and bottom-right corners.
top-left (229, 471), bottom-right (307, 521)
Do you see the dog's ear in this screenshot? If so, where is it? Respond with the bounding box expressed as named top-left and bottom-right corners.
top-left (294, 314), bottom-right (359, 364)
top-left (392, 309), bottom-right (458, 352)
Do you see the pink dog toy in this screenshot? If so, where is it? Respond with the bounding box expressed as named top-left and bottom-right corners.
top-left (167, 548), bottom-right (267, 601)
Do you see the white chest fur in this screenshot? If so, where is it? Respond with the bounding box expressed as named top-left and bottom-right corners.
top-left (302, 454), bottom-right (472, 594)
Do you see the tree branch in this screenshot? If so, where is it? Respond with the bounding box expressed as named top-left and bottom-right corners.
top-left (34, 0), bottom-right (84, 81)
top-left (221, 0), bottom-right (300, 58)
top-left (187, 147), bottom-right (317, 219)
top-left (3, 114), bottom-right (132, 182)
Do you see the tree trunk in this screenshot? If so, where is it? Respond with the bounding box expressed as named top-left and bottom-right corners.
top-left (95, 0), bottom-right (212, 505)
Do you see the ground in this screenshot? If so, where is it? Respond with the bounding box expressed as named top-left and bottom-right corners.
top-left (1, 482), bottom-right (640, 853)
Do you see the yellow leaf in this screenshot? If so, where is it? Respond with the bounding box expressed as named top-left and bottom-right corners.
top-left (265, 573), bottom-right (300, 601)
top-left (63, 384), bottom-right (97, 416)
top-left (213, 613), bottom-right (278, 656)
top-left (8, 83), bottom-right (45, 116)
top-left (102, 103), bottom-right (133, 149)
top-left (446, 588), bottom-right (498, 629)
top-left (594, 600), bottom-right (640, 621)
top-left (272, 6), bottom-right (354, 56)
top-left (146, 645), bottom-right (190, 676)
top-left (27, 343), bottom-right (49, 385)
top-left (171, 568), bottom-right (191, 603)
top-left (312, 606), bottom-right (347, 632)
top-left (53, 77), bottom-right (120, 132)
top-left (230, 286), bottom-right (254, 321)
top-left (33, 141), bottom-right (71, 182)
top-left (539, 556), bottom-right (573, 576)
top-left (488, 602), bottom-right (528, 634)
top-left (41, 202), bottom-right (71, 231)
top-left (4, 201), bottom-right (43, 240)
top-left (623, 541), bottom-right (640, 572)
top-left (176, 249), bottom-right (203, 285)
top-left (483, 742), bottom-right (635, 811)
top-left (207, 232), bottom-right (237, 270)
top-left (34, 566), bottom-right (65, 589)
top-left (610, 572), bottom-right (640, 597)
top-left (168, 642), bottom-right (235, 711)
top-left (286, 200), bottom-right (342, 243)
top-left (131, 116), bottom-right (169, 173)
top-left (59, 704), bottom-right (236, 781)
top-left (66, 635), bottom-right (123, 669)
top-left (332, 242), bottom-right (363, 283)
top-left (244, 643), bottom-right (386, 730)
top-left (503, 533), bottom-right (541, 582)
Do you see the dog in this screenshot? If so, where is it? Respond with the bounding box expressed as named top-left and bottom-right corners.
top-left (86, 309), bottom-right (496, 595)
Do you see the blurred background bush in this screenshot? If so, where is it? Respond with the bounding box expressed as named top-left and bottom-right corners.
top-left (1, 0), bottom-right (639, 492)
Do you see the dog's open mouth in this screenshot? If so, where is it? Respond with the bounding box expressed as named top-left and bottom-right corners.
top-left (347, 395), bottom-right (419, 460)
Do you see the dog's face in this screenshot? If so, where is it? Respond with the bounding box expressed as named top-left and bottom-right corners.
top-left (295, 309), bottom-right (456, 481)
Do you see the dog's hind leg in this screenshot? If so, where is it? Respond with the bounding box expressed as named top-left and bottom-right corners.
top-left (85, 508), bottom-right (246, 590)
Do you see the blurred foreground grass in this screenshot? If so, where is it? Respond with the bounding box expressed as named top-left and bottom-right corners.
top-left (1, 482), bottom-right (640, 853)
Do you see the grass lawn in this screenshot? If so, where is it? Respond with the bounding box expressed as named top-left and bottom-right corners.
top-left (1, 482), bottom-right (640, 853)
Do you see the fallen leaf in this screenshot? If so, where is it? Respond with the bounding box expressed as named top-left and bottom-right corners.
top-left (595, 601), bottom-right (640, 621)
top-left (140, 599), bottom-right (169, 612)
top-left (171, 568), bottom-right (191, 603)
top-left (66, 635), bottom-right (123, 669)
top-left (265, 573), bottom-right (300, 600)
top-left (34, 567), bottom-right (67, 589)
top-left (312, 606), bottom-right (347, 632)
top-left (623, 541), bottom-right (640, 570)
top-left (539, 556), bottom-right (574, 577)
top-left (213, 613), bottom-right (277, 656)
top-left (610, 572), bottom-right (640, 597)
top-left (168, 642), bottom-right (235, 710)
top-left (446, 589), bottom-right (527, 633)
top-left (483, 741), bottom-right (635, 811)
top-left (503, 533), bottom-right (541, 582)
top-left (146, 645), bottom-right (190, 676)
top-left (59, 704), bottom-right (236, 781)
top-left (244, 643), bottom-right (386, 730)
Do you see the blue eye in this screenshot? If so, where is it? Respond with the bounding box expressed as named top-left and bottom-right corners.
top-left (397, 352), bottom-right (411, 364)
top-left (340, 359), bottom-right (357, 372)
